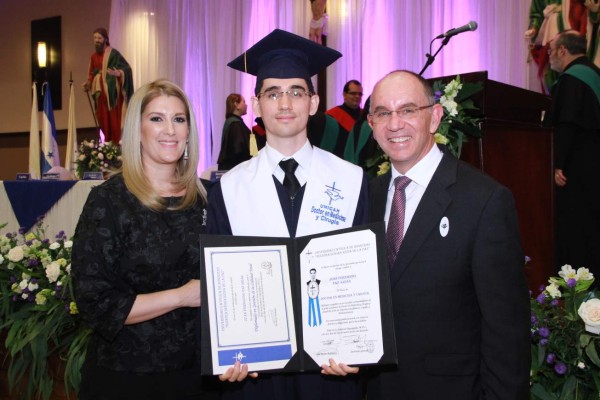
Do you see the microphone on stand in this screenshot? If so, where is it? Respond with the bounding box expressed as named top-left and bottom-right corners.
top-left (435, 21), bottom-right (478, 39)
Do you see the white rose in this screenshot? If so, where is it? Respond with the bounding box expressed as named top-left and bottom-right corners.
top-left (0, 254), bottom-right (4, 264)
top-left (45, 261), bottom-right (61, 283)
top-left (64, 240), bottom-right (73, 249)
top-left (19, 279), bottom-right (28, 290)
top-left (28, 281), bottom-right (39, 291)
top-left (578, 298), bottom-right (600, 334)
top-left (577, 267), bottom-right (594, 281)
top-left (546, 283), bottom-right (562, 298)
top-left (559, 264), bottom-right (577, 280)
top-left (49, 242), bottom-right (60, 250)
top-left (578, 361), bottom-right (586, 369)
top-left (7, 246), bottom-right (24, 262)
top-left (78, 154), bottom-right (86, 161)
top-left (11, 283), bottom-right (21, 293)
top-left (21, 293), bottom-right (29, 300)
top-left (35, 292), bottom-right (47, 305)
top-left (434, 133), bottom-right (449, 145)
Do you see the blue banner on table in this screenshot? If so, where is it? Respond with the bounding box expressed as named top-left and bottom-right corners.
top-left (4, 181), bottom-right (77, 232)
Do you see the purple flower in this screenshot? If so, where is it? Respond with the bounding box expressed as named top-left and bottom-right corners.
top-left (55, 230), bottom-right (65, 239)
top-left (550, 299), bottom-right (559, 307)
top-left (9, 276), bottom-right (16, 283)
top-left (536, 293), bottom-right (546, 304)
top-left (18, 227), bottom-right (27, 235)
top-left (28, 259), bottom-right (38, 267)
top-left (554, 362), bottom-right (567, 375)
top-left (42, 239), bottom-right (49, 244)
top-left (538, 327), bottom-right (550, 338)
top-left (6, 232), bottom-right (13, 239)
top-left (546, 353), bottom-right (556, 364)
top-left (538, 284), bottom-right (546, 292)
top-left (434, 90), bottom-right (443, 101)
top-left (525, 255), bottom-right (532, 263)
top-left (567, 278), bottom-right (577, 288)
top-left (25, 240), bottom-right (33, 246)
top-left (540, 339), bottom-right (549, 346)
top-left (531, 314), bottom-right (538, 324)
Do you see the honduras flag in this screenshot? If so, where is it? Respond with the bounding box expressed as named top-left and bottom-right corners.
top-left (41, 82), bottom-right (60, 174)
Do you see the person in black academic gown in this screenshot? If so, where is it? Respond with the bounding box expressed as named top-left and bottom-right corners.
top-left (217, 93), bottom-right (264, 170)
top-left (546, 30), bottom-right (600, 281)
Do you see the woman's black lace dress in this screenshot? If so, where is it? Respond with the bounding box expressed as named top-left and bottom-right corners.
top-left (72, 175), bottom-right (216, 399)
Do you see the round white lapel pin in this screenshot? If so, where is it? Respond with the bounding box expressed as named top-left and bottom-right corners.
top-left (439, 216), bottom-right (449, 237)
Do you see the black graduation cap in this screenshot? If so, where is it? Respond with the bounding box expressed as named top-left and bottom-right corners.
top-left (227, 29), bottom-right (342, 84)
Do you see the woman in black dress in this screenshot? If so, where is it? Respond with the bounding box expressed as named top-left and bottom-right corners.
top-left (72, 79), bottom-right (217, 399)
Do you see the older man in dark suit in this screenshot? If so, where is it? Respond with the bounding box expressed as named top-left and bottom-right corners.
top-left (365, 70), bottom-right (530, 400)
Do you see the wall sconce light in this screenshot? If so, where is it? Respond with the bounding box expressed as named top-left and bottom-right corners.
top-left (31, 16), bottom-right (61, 111)
top-left (37, 42), bottom-right (47, 68)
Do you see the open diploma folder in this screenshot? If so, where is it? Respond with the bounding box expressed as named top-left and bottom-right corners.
top-left (199, 222), bottom-right (397, 375)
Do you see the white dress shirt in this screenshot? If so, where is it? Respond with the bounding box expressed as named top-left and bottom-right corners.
top-left (266, 139), bottom-right (312, 187)
top-left (384, 145), bottom-right (444, 235)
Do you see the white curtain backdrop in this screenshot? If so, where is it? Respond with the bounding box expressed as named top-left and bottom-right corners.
top-left (109, 0), bottom-right (534, 172)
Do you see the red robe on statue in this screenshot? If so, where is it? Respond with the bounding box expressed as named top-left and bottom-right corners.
top-left (87, 47), bottom-right (133, 143)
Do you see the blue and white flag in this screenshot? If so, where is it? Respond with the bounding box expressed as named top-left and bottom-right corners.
top-left (28, 82), bottom-right (41, 179)
top-left (41, 83), bottom-right (60, 174)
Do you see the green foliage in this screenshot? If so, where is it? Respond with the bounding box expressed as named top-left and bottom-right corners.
top-left (530, 265), bottom-right (600, 399)
top-left (0, 224), bottom-right (91, 399)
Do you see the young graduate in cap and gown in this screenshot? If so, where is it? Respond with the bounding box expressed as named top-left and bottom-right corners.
top-left (206, 29), bottom-right (368, 400)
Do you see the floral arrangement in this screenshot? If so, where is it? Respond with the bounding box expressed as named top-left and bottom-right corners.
top-left (74, 139), bottom-right (122, 179)
top-left (530, 265), bottom-right (600, 399)
top-left (0, 222), bottom-right (90, 400)
top-left (365, 75), bottom-right (483, 177)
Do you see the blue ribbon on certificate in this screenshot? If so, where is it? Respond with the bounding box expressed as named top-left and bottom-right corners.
top-left (308, 297), bottom-right (322, 327)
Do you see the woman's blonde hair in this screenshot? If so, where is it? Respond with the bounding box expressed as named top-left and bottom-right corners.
top-left (119, 79), bottom-right (206, 211)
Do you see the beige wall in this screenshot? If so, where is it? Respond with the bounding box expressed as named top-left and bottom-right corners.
top-left (0, 0), bottom-right (111, 179)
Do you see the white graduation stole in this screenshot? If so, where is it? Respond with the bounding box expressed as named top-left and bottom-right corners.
top-left (221, 147), bottom-right (362, 237)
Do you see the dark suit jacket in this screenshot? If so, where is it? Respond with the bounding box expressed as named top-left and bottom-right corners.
top-left (367, 151), bottom-right (530, 400)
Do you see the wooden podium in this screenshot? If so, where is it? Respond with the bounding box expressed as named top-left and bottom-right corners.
top-left (430, 71), bottom-right (554, 291)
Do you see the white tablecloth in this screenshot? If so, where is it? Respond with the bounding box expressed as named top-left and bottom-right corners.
top-left (0, 180), bottom-right (101, 238)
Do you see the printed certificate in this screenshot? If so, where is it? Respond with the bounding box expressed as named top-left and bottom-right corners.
top-left (203, 245), bottom-right (297, 374)
top-left (199, 222), bottom-right (397, 375)
top-left (299, 229), bottom-right (383, 366)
